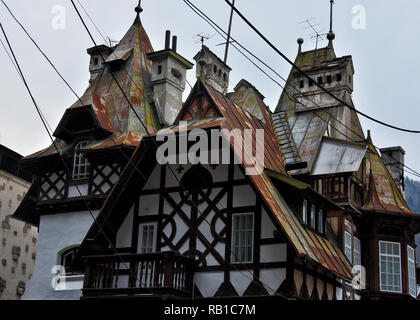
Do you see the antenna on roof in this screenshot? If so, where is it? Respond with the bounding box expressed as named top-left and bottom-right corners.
top-left (194, 33), bottom-right (214, 48)
top-left (300, 18), bottom-right (326, 51)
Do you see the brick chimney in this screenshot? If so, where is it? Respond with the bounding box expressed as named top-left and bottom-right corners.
top-left (193, 46), bottom-right (231, 94)
top-left (380, 146), bottom-right (406, 198)
top-left (147, 31), bottom-right (193, 126)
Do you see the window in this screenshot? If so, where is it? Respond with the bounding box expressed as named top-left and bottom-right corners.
top-left (309, 79), bottom-right (314, 87)
top-left (302, 199), bottom-right (308, 224)
top-left (231, 213), bottom-right (254, 264)
top-left (213, 65), bottom-right (217, 73)
top-left (318, 209), bottom-right (324, 233)
top-left (60, 247), bottom-right (79, 275)
top-left (158, 65), bottom-right (162, 74)
top-left (72, 140), bottom-right (91, 180)
top-left (299, 80), bottom-right (304, 89)
top-left (336, 74), bottom-right (342, 82)
top-left (139, 223), bottom-right (156, 254)
top-left (326, 75), bottom-right (332, 84)
top-left (344, 231), bottom-right (352, 263)
top-left (408, 246), bottom-right (416, 298)
top-left (354, 237), bottom-right (361, 266)
top-left (94, 57), bottom-right (99, 65)
top-left (317, 76), bottom-right (323, 85)
top-left (310, 205), bottom-right (316, 229)
top-left (379, 241), bottom-right (402, 293)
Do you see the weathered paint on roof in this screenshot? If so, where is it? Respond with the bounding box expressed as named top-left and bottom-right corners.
top-left (312, 137), bottom-right (367, 176)
top-left (364, 142), bottom-right (418, 217)
top-left (227, 79), bottom-right (273, 128)
top-left (24, 15), bottom-right (160, 160)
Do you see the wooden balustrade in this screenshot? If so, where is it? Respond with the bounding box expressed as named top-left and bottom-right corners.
top-left (82, 252), bottom-right (197, 298)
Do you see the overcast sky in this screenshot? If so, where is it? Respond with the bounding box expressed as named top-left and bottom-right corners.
top-left (1, 0), bottom-right (420, 180)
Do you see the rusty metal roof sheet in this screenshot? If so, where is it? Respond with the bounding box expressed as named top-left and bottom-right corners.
top-left (364, 141), bottom-right (418, 217)
top-left (312, 137), bottom-right (367, 176)
top-left (24, 15), bottom-right (160, 160)
top-left (227, 79), bottom-right (273, 128)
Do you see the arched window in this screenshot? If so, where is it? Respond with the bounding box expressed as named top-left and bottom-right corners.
top-left (72, 140), bottom-right (91, 180)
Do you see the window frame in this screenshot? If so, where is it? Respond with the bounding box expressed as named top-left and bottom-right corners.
top-left (231, 212), bottom-right (254, 264)
top-left (344, 231), bottom-right (353, 263)
top-left (72, 140), bottom-right (91, 181)
top-left (407, 245), bottom-right (416, 298)
top-left (353, 236), bottom-right (361, 267)
top-left (302, 199), bottom-right (308, 225)
top-left (138, 222), bottom-right (157, 254)
top-left (59, 246), bottom-right (80, 275)
top-left (379, 240), bottom-right (402, 294)
top-left (318, 209), bottom-right (324, 234)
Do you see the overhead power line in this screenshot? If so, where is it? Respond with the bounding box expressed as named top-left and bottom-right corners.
top-left (223, 0), bottom-right (420, 134)
top-left (182, 0), bottom-right (420, 180)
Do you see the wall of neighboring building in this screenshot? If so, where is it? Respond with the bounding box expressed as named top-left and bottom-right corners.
top-left (23, 210), bottom-right (98, 300)
top-left (0, 169), bottom-right (37, 300)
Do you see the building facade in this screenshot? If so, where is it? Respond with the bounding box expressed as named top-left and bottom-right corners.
top-left (13, 4), bottom-right (419, 301)
top-left (0, 145), bottom-right (37, 300)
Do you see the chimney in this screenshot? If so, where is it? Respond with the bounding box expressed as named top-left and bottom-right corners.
top-left (87, 45), bottom-right (113, 83)
top-left (380, 146), bottom-right (406, 198)
top-left (147, 31), bottom-right (194, 126)
top-left (193, 46), bottom-right (231, 94)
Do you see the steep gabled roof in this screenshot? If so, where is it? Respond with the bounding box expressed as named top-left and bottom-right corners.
top-left (24, 15), bottom-right (160, 161)
top-left (75, 80), bottom-right (353, 281)
top-left (364, 141), bottom-right (419, 217)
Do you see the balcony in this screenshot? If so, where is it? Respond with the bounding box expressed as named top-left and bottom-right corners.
top-left (82, 252), bottom-right (197, 299)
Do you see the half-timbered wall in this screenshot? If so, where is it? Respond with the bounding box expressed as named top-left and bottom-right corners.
top-left (114, 162), bottom-right (289, 297)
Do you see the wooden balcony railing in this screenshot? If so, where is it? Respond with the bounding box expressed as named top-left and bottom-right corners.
top-left (82, 252), bottom-right (197, 298)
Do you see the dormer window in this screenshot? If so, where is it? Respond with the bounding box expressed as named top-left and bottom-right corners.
top-left (72, 140), bottom-right (91, 181)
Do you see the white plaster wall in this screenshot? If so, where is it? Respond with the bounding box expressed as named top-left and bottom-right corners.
top-left (116, 207), bottom-right (133, 248)
top-left (23, 210), bottom-right (97, 300)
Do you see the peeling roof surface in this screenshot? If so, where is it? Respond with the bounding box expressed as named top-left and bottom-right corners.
top-left (25, 15), bottom-right (160, 160)
top-left (364, 142), bottom-right (417, 217)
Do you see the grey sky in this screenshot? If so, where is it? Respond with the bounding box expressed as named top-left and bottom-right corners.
top-left (1, 0), bottom-right (419, 180)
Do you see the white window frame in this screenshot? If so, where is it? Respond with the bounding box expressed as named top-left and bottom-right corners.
top-left (408, 245), bottom-right (416, 298)
top-left (72, 140), bottom-right (91, 180)
top-left (318, 209), bottom-right (324, 233)
top-left (344, 231), bottom-right (353, 263)
top-left (231, 213), bottom-right (254, 264)
top-left (302, 199), bottom-right (308, 225)
top-left (353, 237), bottom-right (361, 267)
top-left (379, 241), bottom-right (402, 294)
top-left (138, 223), bottom-right (157, 254)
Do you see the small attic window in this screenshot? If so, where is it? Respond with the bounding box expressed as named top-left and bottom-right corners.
top-left (336, 74), bottom-right (342, 82)
top-left (214, 65), bottom-right (218, 73)
top-left (327, 75), bottom-right (332, 84)
top-left (317, 76), bottom-right (323, 85)
top-left (223, 73), bottom-right (227, 81)
top-left (218, 69), bottom-right (222, 77)
top-left (299, 80), bottom-right (304, 89)
top-left (94, 57), bottom-right (99, 65)
top-left (158, 65), bottom-right (162, 75)
top-left (309, 79), bottom-right (314, 87)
